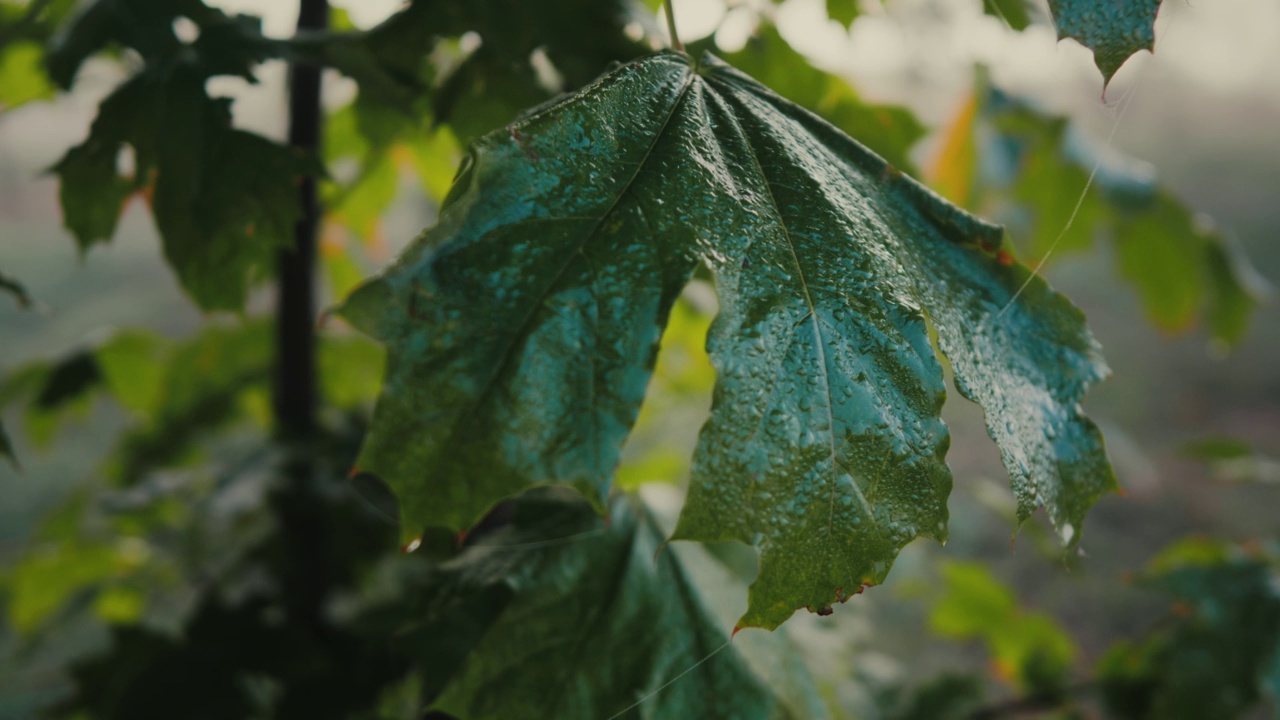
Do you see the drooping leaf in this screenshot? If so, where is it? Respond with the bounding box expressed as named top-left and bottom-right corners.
top-left (419, 491), bottom-right (802, 719)
top-left (939, 81), bottom-right (1268, 348)
top-left (1047, 0), bottom-right (1161, 84)
top-left (1097, 546), bottom-right (1280, 719)
top-left (342, 51), bottom-right (1115, 629)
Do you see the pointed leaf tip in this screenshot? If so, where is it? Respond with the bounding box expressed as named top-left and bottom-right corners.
top-left (1048, 0), bottom-right (1160, 84)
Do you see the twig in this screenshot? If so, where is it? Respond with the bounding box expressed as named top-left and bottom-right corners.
top-left (663, 0), bottom-right (684, 52)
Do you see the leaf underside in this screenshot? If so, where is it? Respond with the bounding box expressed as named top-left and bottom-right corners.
top-left (1048, 0), bottom-right (1161, 84)
top-left (341, 51), bottom-right (1116, 630)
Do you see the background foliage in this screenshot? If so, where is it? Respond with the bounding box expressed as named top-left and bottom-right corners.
top-left (1, 0), bottom-right (1278, 718)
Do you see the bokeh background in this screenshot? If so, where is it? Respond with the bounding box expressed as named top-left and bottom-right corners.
top-left (2, 0), bottom-right (1277, 716)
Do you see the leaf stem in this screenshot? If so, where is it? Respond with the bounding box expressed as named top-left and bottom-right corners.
top-left (663, 0), bottom-right (684, 52)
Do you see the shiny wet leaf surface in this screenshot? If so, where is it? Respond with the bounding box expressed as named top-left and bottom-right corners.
top-left (342, 51), bottom-right (1116, 629)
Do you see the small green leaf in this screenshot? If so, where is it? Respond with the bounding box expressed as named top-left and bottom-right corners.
top-left (344, 51), bottom-right (1114, 630)
top-left (826, 0), bottom-right (861, 28)
top-left (983, 0), bottom-right (1032, 31)
top-left (1047, 0), bottom-right (1161, 84)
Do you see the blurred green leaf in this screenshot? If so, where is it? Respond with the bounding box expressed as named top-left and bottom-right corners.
top-left (318, 333), bottom-right (385, 410)
top-left (55, 451), bottom-right (405, 720)
top-left (0, 40), bottom-right (55, 109)
top-left (1180, 439), bottom-right (1280, 487)
top-left (946, 80), bottom-right (1268, 348)
top-left (55, 72), bottom-right (317, 311)
top-left (1098, 549), bottom-right (1280, 719)
top-left (709, 23), bottom-right (926, 174)
top-left (45, 1), bottom-right (316, 311)
top-left (930, 562), bottom-right (1076, 692)
top-left (6, 540), bottom-right (144, 633)
top-left (321, 0), bottom-right (649, 142)
top-left (825, 0), bottom-right (861, 29)
top-left (109, 322), bottom-right (273, 482)
top-left (1180, 437), bottom-right (1254, 462)
top-left (983, 0), bottom-right (1032, 31)
top-left (1048, 0), bottom-right (1160, 84)
top-left (45, 0), bottom-right (278, 89)
top-left (617, 291), bottom-right (716, 490)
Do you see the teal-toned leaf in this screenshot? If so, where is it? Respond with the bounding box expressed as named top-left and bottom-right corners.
top-left (1047, 0), bottom-right (1161, 84)
top-left (711, 24), bottom-right (926, 174)
top-left (1097, 549), bottom-right (1280, 719)
top-left (983, 0), bottom-right (1032, 31)
top-left (426, 492), bottom-right (800, 719)
top-left (342, 51), bottom-right (1114, 630)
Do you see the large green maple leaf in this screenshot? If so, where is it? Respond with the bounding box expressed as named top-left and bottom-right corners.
top-left (340, 51), bottom-right (1116, 629)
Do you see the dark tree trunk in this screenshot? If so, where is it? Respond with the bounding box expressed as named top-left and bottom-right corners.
top-left (275, 0), bottom-right (328, 441)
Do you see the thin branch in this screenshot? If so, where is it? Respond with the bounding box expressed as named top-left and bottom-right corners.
top-left (663, 0), bottom-right (684, 52)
